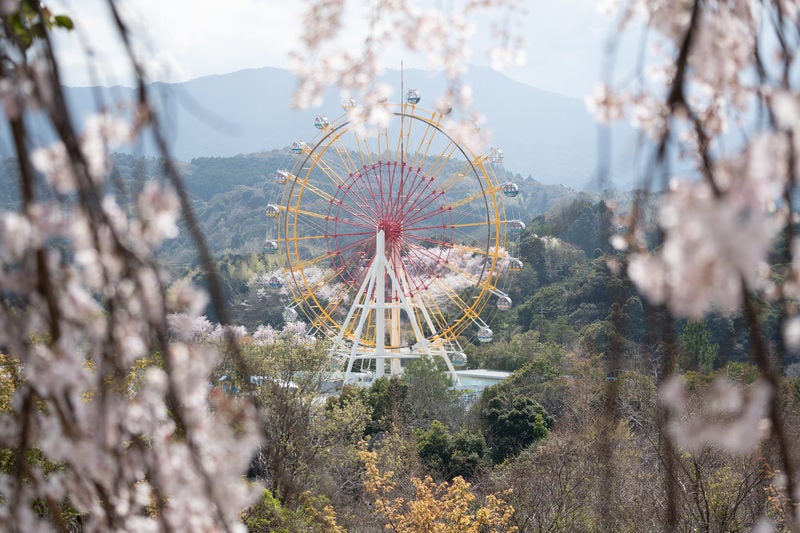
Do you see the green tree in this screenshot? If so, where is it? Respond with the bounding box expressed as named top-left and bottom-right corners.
top-left (0, 353), bottom-right (20, 414)
top-left (448, 428), bottom-right (491, 480)
top-left (577, 320), bottom-right (628, 357)
top-left (465, 330), bottom-right (567, 373)
top-left (360, 376), bottom-right (410, 435)
top-left (244, 340), bottom-right (338, 505)
top-left (723, 361), bottom-right (760, 384)
top-left (241, 489), bottom-right (344, 533)
top-left (540, 314), bottom-right (577, 345)
top-left (415, 420), bottom-right (453, 476)
top-left (479, 388), bottom-right (553, 463)
top-left (679, 320), bottom-right (720, 373)
top-left (469, 337), bottom-right (570, 417)
top-left (414, 421), bottom-right (490, 481)
top-left (404, 357), bottom-right (463, 429)
top-left (315, 390), bottom-right (372, 512)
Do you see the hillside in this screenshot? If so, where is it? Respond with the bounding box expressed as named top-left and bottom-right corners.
top-left (109, 153), bottom-right (593, 265)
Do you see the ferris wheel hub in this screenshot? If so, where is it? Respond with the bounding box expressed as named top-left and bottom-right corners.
top-left (377, 219), bottom-right (404, 244)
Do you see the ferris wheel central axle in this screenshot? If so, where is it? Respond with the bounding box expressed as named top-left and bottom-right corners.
top-left (377, 219), bottom-right (404, 244)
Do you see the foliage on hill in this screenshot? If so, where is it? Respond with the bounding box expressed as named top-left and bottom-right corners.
top-left (212, 326), bottom-right (799, 532)
top-left (54, 152), bottom-right (793, 531)
top-left (179, 171), bottom-right (776, 374)
top-left (109, 152), bottom-right (590, 264)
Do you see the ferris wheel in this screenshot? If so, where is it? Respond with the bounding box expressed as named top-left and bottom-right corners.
top-left (264, 89), bottom-right (522, 386)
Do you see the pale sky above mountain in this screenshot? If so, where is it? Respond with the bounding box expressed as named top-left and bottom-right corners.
top-left (51, 0), bottom-right (620, 99)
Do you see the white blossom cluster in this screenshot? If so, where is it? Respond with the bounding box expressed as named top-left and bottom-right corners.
top-left (291, 0), bottom-right (526, 148)
top-left (594, 1), bottom-right (800, 500)
top-left (627, 161), bottom-right (780, 318)
top-left (660, 375), bottom-right (772, 454)
top-left (0, 47), bottom-right (259, 532)
top-left (166, 315), bottom-right (314, 348)
top-left (593, 2), bottom-right (796, 321)
top-left (248, 244), bottom-right (495, 340)
top-left (252, 266), bottom-right (346, 305)
top-left (411, 244), bottom-right (492, 304)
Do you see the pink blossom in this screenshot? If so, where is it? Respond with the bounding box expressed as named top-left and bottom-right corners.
top-left (629, 171), bottom-right (779, 317)
top-left (660, 375), bottom-right (772, 454)
top-left (137, 181), bottom-right (180, 248)
top-left (31, 142), bottom-right (76, 194)
top-left (166, 279), bottom-right (209, 317)
top-left (0, 212), bottom-right (33, 262)
top-left (784, 316), bottom-right (800, 354)
top-left (280, 321), bottom-right (310, 343)
top-left (253, 324), bottom-right (278, 346)
top-left (80, 113), bottom-right (133, 186)
top-left (209, 323), bottom-right (248, 343)
top-left (771, 90), bottom-right (800, 131)
top-left (167, 314), bottom-right (214, 342)
top-left (585, 83), bottom-right (627, 124)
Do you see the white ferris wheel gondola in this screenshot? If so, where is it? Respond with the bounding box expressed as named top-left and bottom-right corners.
top-left (290, 140), bottom-right (307, 154)
top-left (496, 295), bottom-right (513, 311)
top-left (507, 257), bottom-right (524, 272)
top-left (502, 182), bottom-right (520, 198)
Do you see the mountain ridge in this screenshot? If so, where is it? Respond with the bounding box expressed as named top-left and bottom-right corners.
top-left (53, 65), bottom-right (619, 190)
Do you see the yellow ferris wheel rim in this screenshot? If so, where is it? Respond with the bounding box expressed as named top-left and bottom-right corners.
top-left (277, 103), bottom-right (507, 347)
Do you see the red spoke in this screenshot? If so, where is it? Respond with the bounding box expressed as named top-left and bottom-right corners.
top-left (328, 185), bottom-right (379, 222)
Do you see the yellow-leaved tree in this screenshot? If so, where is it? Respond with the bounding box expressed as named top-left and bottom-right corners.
top-left (359, 448), bottom-right (517, 533)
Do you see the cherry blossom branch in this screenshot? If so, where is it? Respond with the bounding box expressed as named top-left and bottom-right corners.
top-left (104, 0), bottom-right (259, 393)
top-left (103, 3), bottom-right (258, 531)
top-left (595, 0), bottom-right (800, 529)
top-left (0, 3), bottom-right (261, 530)
top-left (742, 287), bottom-right (799, 529)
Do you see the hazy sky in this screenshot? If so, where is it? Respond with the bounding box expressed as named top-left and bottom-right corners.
top-left (51, 0), bottom-right (615, 99)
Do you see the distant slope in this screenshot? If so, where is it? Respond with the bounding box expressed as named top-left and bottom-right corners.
top-left (115, 152), bottom-right (592, 266)
top-left (51, 66), bottom-right (632, 190)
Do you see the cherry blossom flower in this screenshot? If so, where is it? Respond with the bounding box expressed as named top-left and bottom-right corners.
top-left (293, 0), bottom-right (525, 141)
top-left (0, 8), bottom-right (260, 528)
top-left (253, 324), bottom-right (278, 346)
top-left (660, 375), bottom-right (772, 454)
top-left (629, 178), bottom-right (778, 317)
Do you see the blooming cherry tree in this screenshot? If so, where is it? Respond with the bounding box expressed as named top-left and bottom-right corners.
top-left (0, 3), bottom-right (260, 530)
top-left (590, 1), bottom-right (800, 528)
